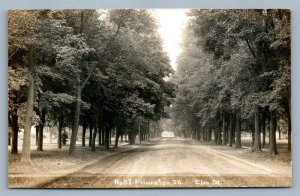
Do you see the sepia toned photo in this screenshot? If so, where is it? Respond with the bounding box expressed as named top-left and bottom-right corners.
top-left (8, 9), bottom-right (291, 188)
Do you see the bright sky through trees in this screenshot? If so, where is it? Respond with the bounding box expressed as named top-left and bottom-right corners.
top-left (153, 9), bottom-right (188, 70)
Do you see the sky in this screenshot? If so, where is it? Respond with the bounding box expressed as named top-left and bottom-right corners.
top-left (152, 9), bottom-right (188, 71)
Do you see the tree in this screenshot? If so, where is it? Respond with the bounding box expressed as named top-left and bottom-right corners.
top-left (8, 65), bottom-right (28, 154)
top-left (9, 10), bottom-right (41, 163)
top-left (9, 10), bottom-right (80, 160)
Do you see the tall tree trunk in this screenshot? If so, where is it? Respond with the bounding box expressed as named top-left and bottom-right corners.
top-left (251, 129), bottom-right (254, 147)
top-left (49, 127), bottom-right (52, 143)
top-left (8, 132), bottom-right (11, 146)
top-left (109, 129), bottom-right (112, 144)
top-left (155, 123), bottom-right (158, 138)
top-left (129, 132), bottom-right (135, 145)
top-left (192, 127), bottom-right (196, 139)
top-left (21, 46), bottom-right (35, 164)
top-left (231, 114), bottom-right (236, 145)
top-left (252, 109), bottom-right (262, 152)
top-left (235, 115), bottom-right (242, 148)
top-left (11, 112), bottom-right (19, 154)
top-left (58, 117), bottom-right (63, 149)
top-left (266, 114), bottom-right (270, 145)
top-left (228, 113), bottom-right (233, 147)
top-left (69, 86), bottom-right (81, 156)
top-left (98, 118), bottom-right (102, 146)
top-left (204, 127), bottom-right (207, 141)
top-left (198, 127), bottom-right (201, 141)
top-left (278, 123), bottom-right (281, 140)
top-left (101, 128), bottom-right (105, 146)
top-left (105, 126), bottom-right (110, 150)
top-left (270, 111), bottom-right (279, 155)
top-left (144, 124), bottom-right (146, 141)
top-left (207, 125), bottom-right (212, 142)
top-left (214, 125), bottom-right (218, 144)
top-left (287, 84), bottom-right (291, 151)
top-left (115, 126), bottom-right (119, 148)
top-left (91, 127), bottom-right (97, 153)
top-left (182, 127), bottom-right (186, 138)
top-left (88, 123), bottom-right (92, 147)
top-left (82, 120), bottom-right (87, 147)
top-left (128, 133), bottom-right (132, 145)
top-left (139, 122), bottom-right (142, 144)
top-left (98, 129), bottom-right (101, 146)
top-left (37, 126), bottom-right (43, 151)
top-left (191, 125), bottom-right (197, 139)
top-left (92, 114), bottom-right (98, 152)
top-left (37, 109), bottom-right (46, 151)
top-left (287, 110), bottom-right (291, 151)
top-left (222, 112), bottom-right (227, 145)
top-left (147, 121), bottom-right (150, 141)
top-left (35, 128), bottom-right (38, 146)
top-left (250, 120), bottom-right (254, 148)
top-left (196, 128), bottom-right (201, 140)
top-left (261, 113), bottom-right (266, 148)
top-left (217, 127), bottom-right (222, 145)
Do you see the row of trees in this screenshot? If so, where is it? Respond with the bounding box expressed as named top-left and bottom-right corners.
top-left (172, 9), bottom-right (291, 154)
top-left (8, 9), bottom-right (175, 163)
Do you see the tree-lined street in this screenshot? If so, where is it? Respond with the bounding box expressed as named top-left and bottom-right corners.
top-left (8, 9), bottom-right (291, 188)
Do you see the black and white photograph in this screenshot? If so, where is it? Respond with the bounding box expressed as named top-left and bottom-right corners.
top-left (8, 9), bottom-right (291, 188)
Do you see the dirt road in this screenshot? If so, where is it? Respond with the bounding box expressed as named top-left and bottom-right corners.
top-left (33, 138), bottom-right (291, 188)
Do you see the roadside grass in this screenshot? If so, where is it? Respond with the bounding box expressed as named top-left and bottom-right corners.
top-left (191, 136), bottom-right (292, 174)
top-left (8, 142), bottom-right (135, 175)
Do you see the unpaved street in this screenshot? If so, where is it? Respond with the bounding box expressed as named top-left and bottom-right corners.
top-left (36, 138), bottom-right (291, 188)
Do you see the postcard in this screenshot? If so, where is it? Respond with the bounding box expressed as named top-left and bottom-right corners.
top-left (8, 9), bottom-right (291, 188)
